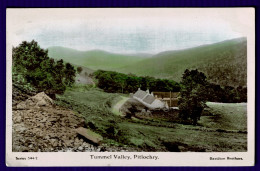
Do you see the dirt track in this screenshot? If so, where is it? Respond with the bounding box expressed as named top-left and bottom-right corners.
top-left (111, 96), bottom-right (129, 116)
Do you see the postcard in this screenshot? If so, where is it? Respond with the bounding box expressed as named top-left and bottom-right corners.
top-left (6, 8), bottom-right (255, 166)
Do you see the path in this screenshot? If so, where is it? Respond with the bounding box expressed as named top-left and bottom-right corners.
top-left (111, 96), bottom-right (129, 116)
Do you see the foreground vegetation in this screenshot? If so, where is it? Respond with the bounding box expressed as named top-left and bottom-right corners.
top-left (55, 84), bottom-right (247, 152)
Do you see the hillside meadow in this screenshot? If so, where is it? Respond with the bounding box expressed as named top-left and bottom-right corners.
top-left (55, 84), bottom-right (247, 152)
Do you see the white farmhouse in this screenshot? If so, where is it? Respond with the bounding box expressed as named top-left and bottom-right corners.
top-left (133, 88), bottom-right (168, 110)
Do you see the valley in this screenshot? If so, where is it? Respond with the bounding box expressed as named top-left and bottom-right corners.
top-left (48, 37), bottom-right (247, 87)
top-left (12, 38), bottom-right (248, 152)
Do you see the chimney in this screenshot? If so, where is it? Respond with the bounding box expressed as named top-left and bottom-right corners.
top-left (146, 89), bottom-right (150, 94)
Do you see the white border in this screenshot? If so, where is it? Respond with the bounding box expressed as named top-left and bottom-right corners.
top-left (6, 8), bottom-right (255, 166)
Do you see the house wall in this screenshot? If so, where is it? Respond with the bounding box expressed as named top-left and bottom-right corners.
top-left (153, 91), bottom-right (180, 107)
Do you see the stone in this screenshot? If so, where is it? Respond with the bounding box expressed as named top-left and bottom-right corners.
top-left (14, 115), bottom-right (22, 123)
top-left (37, 100), bottom-right (47, 107)
top-left (17, 103), bottom-right (27, 110)
top-left (78, 146), bottom-right (83, 151)
top-left (75, 127), bottom-right (103, 145)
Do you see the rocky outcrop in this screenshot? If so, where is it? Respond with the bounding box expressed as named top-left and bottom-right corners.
top-left (12, 92), bottom-right (87, 152)
top-left (16, 92), bottom-right (54, 110)
top-left (12, 92), bottom-right (140, 152)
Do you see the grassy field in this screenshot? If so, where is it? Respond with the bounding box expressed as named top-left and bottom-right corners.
top-left (55, 84), bottom-right (123, 135)
top-left (201, 102), bottom-right (247, 131)
top-left (55, 85), bottom-right (247, 152)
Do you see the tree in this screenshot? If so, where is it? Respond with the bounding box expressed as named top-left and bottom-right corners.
top-left (12, 40), bottom-right (76, 95)
top-left (178, 69), bottom-right (208, 125)
top-left (12, 40), bottom-right (49, 72)
top-left (93, 70), bottom-right (180, 94)
top-left (114, 73), bottom-right (127, 93)
top-left (77, 66), bottom-right (83, 74)
top-left (64, 63), bottom-right (76, 87)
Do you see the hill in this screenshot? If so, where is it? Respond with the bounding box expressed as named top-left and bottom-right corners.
top-left (48, 37), bottom-right (247, 87)
top-left (48, 47), bottom-right (147, 70)
top-left (117, 37), bottom-right (247, 87)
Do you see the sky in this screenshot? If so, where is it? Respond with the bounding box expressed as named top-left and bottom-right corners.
top-left (7, 8), bottom-right (254, 54)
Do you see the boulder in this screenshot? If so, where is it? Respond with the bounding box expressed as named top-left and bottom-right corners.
top-left (75, 127), bottom-right (103, 145)
top-left (17, 92), bottom-right (53, 109)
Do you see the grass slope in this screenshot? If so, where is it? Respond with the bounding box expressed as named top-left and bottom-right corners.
top-left (55, 84), bottom-right (247, 152)
top-left (48, 47), bottom-right (146, 70)
top-left (201, 102), bottom-right (247, 131)
top-left (117, 37), bottom-right (247, 87)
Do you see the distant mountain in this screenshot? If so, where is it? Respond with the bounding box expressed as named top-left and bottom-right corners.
top-left (116, 37), bottom-right (247, 87)
top-left (48, 37), bottom-right (247, 87)
top-left (121, 52), bottom-right (154, 58)
top-left (48, 47), bottom-right (147, 70)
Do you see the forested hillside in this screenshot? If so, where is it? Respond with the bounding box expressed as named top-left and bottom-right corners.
top-left (118, 37), bottom-right (247, 87)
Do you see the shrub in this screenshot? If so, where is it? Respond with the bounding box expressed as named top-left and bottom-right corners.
top-left (77, 66), bottom-right (83, 74)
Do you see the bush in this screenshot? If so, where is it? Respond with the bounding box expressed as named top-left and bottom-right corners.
top-left (77, 66), bottom-right (83, 74)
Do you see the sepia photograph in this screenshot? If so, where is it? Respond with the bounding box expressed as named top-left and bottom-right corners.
top-left (6, 8), bottom-right (255, 166)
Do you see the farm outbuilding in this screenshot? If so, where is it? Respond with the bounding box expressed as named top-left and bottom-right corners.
top-left (153, 92), bottom-right (180, 108)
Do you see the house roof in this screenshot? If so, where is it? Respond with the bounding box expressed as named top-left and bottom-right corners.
top-left (133, 90), bottom-right (147, 99)
top-left (143, 95), bottom-right (156, 104)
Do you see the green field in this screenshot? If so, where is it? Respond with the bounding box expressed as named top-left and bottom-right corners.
top-left (55, 84), bottom-right (247, 152)
top-left (201, 102), bottom-right (247, 131)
